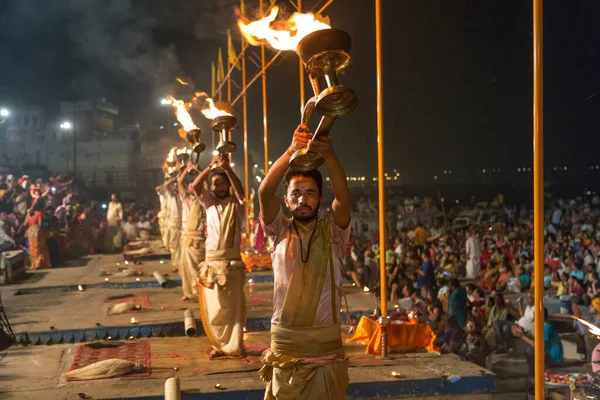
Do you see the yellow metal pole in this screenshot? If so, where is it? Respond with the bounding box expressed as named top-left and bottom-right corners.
top-left (260, 0), bottom-right (269, 174)
top-left (533, 0), bottom-right (544, 397)
top-left (375, 0), bottom-right (387, 315)
top-left (242, 35), bottom-right (250, 235)
top-left (232, 51), bottom-right (282, 105)
top-left (227, 59), bottom-right (232, 103)
top-left (316, 0), bottom-right (335, 14)
top-left (298, 0), bottom-right (305, 115)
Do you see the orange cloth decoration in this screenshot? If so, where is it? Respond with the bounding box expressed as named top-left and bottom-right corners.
top-left (347, 316), bottom-right (438, 355)
top-left (241, 252), bottom-right (273, 272)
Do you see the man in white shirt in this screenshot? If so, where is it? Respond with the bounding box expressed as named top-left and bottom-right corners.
top-left (465, 229), bottom-right (482, 279)
top-left (106, 194), bottom-right (123, 252)
top-left (494, 293), bottom-right (534, 354)
top-left (122, 215), bottom-right (138, 242)
top-left (136, 215), bottom-right (151, 241)
top-left (258, 124), bottom-right (351, 399)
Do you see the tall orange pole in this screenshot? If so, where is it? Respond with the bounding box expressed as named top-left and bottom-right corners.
top-left (260, 0), bottom-right (269, 174)
top-left (375, 0), bottom-right (387, 315)
top-left (227, 48), bottom-right (232, 103)
top-left (242, 36), bottom-right (250, 235)
top-left (533, 0), bottom-right (545, 397)
top-left (298, 0), bottom-right (305, 115)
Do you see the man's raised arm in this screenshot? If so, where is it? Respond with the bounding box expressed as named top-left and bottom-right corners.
top-left (177, 163), bottom-right (192, 197)
top-left (307, 136), bottom-right (351, 229)
top-left (221, 156), bottom-right (245, 203)
top-left (258, 124), bottom-right (311, 225)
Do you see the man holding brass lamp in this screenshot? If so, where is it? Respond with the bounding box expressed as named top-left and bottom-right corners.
top-left (192, 154), bottom-right (246, 359)
top-left (258, 124), bottom-right (351, 399)
top-left (176, 162), bottom-right (206, 302)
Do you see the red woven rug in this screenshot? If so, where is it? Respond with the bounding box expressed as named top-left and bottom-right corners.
top-left (67, 340), bottom-right (151, 381)
top-left (104, 293), bottom-right (151, 312)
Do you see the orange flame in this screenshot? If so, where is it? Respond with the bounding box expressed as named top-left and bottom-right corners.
top-left (238, 6), bottom-right (331, 51)
top-left (201, 98), bottom-right (232, 120)
top-left (167, 147), bottom-right (177, 163)
top-left (167, 95), bottom-right (198, 132)
top-left (176, 77), bottom-right (189, 86)
top-left (573, 316), bottom-right (600, 336)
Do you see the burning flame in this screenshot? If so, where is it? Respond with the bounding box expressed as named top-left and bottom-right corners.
top-left (167, 95), bottom-right (198, 132)
top-left (201, 97), bottom-right (232, 120)
top-left (130, 317), bottom-right (138, 324)
top-left (238, 6), bottom-right (331, 51)
top-left (573, 316), bottom-right (600, 336)
top-left (167, 147), bottom-right (177, 163)
top-left (176, 77), bottom-right (189, 86)
top-left (77, 285), bottom-right (84, 291)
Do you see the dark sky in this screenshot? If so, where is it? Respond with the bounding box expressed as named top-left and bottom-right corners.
top-left (0, 0), bottom-right (599, 177)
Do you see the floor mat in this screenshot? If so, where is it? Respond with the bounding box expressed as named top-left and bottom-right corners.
top-left (67, 340), bottom-right (151, 381)
top-left (104, 293), bottom-right (151, 312)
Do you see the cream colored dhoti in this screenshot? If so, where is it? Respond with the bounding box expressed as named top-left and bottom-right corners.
top-left (179, 232), bottom-right (205, 299)
top-left (167, 225), bottom-right (181, 271)
top-left (260, 324), bottom-right (349, 400)
top-left (198, 250), bottom-right (246, 355)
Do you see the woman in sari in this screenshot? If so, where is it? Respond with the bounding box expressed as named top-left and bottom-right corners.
top-left (25, 199), bottom-right (51, 270)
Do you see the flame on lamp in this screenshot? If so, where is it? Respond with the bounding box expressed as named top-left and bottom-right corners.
top-left (573, 316), bottom-right (600, 336)
top-left (167, 147), bottom-right (177, 163)
top-left (77, 285), bottom-right (84, 291)
top-left (130, 317), bottom-right (138, 324)
top-left (237, 6), bottom-right (331, 52)
top-left (176, 77), bottom-right (189, 86)
top-left (167, 95), bottom-right (198, 132)
top-left (200, 98), bottom-right (232, 120)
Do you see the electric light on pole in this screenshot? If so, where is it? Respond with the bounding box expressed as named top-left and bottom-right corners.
top-left (60, 121), bottom-right (76, 174)
top-left (0, 109), bottom-right (9, 117)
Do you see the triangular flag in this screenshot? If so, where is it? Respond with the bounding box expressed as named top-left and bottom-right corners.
top-left (211, 62), bottom-right (216, 96)
top-left (228, 30), bottom-right (241, 71)
top-left (217, 48), bottom-right (225, 83)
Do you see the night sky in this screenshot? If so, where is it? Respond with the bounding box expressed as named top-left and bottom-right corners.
top-left (0, 0), bottom-right (598, 177)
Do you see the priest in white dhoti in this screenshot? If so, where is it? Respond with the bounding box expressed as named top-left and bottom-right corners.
top-left (193, 154), bottom-right (246, 359)
top-left (177, 162), bottom-right (206, 301)
top-left (258, 124), bottom-right (352, 400)
top-left (156, 183), bottom-right (168, 247)
top-left (163, 176), bottom-right (182, 273)
top-left (465, 228), bottom-right (482, 279)
top-left (106, 193), bottom-right (123, 253)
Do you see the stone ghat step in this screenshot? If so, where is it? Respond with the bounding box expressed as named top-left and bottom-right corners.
top-left (13, 274), bottom-right (275, 294)
top-left (101, 377), bottom-right (496, 400)
top-left (13, 311), bottom-right (388, 345)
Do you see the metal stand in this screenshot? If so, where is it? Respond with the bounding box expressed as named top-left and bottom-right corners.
top-left (377, 316), bottom-right (391, 359)
top-left (0, 291), bottom-right (16, 351)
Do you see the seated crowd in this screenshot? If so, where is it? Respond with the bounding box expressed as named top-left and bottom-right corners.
top-left (343, 196), bottom-right (600, 372)
top-left (0, 173), bottom-right (158, 270)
